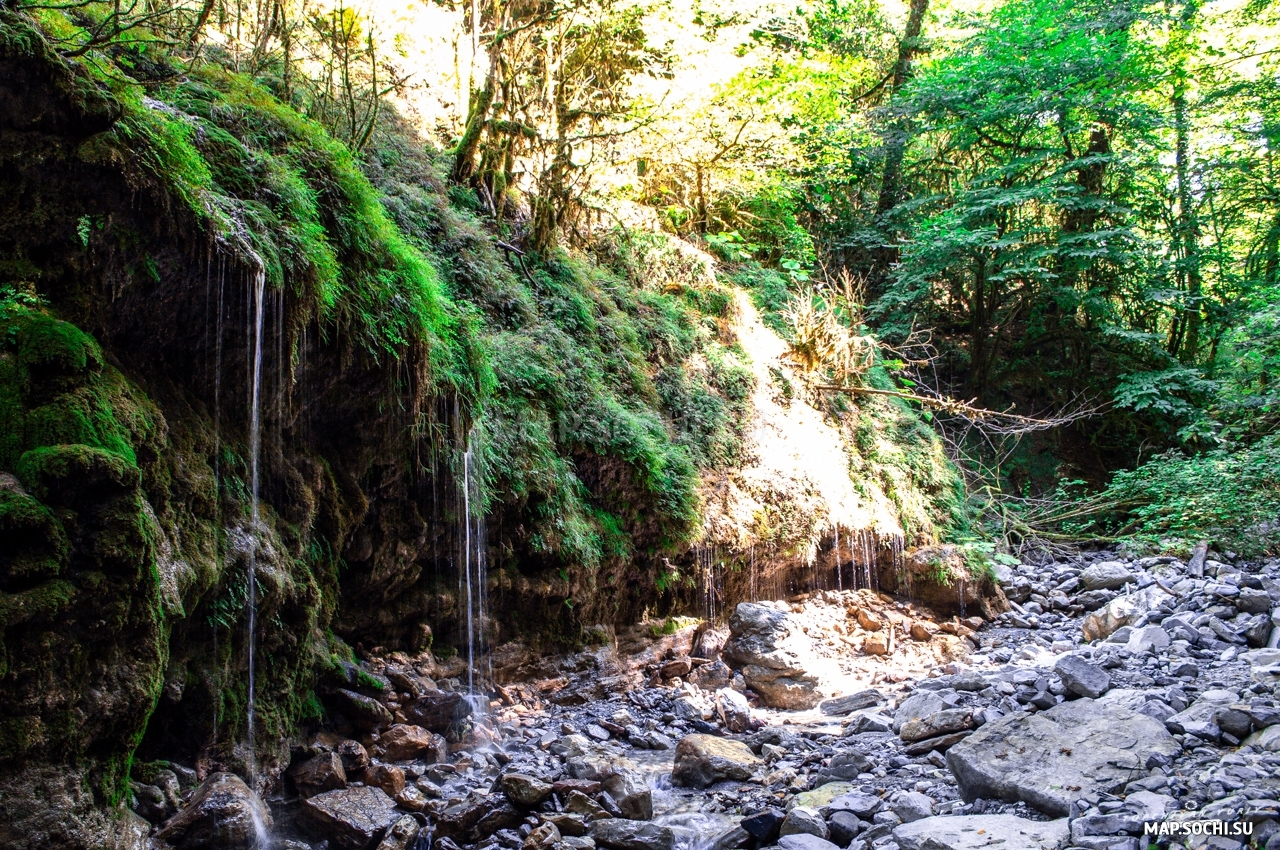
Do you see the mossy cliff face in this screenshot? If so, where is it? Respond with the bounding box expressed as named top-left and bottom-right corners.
top-left (0, 306), bottom-right (168, 844)
top-left (0, 14), bottom-right (444, 846)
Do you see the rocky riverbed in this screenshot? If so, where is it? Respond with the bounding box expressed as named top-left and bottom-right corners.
top-left (134, 548), bottom-right (1280, 850)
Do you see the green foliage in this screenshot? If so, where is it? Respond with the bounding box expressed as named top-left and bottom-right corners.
top-left (1070, 435), bottom-right (1280, 556)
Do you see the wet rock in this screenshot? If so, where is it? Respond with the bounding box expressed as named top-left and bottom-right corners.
top-left (603, 769), bottom-right (654, 821)
top-left (290, 752), bottom-right (347, 799)
top-left (899, 708), bottom-right (974, 743)
top-left (524, 822), bottom-right (561, 850)
top-left (374, 816), bottom-right (420, 850)
top-left (394, 785), bottom-right (428, 812)
top-left (945, 699), bottom-right (1180, 816)
top-left (1054, 655), bottom-right (1111, 699)
top-left (298, 785), bottom-right (399, 850)
top-left (372, 725), bottom-right (439, 762)
top-left (402, 689), bottom-right (469, 732)
top-left (1081, 562), bottom-right (1136, 591)
top-left (741, 809), bottom-right (785, 844)
top-left (689, 660), bottom-right (733, 691)
top-left (329, 689), bottom-right (393, 732)
top-left (154, 773), bottom-right (271, 850)
top-left (709, 826), bottom-right (751, 850)
top-left (360, 764), bottom-right (405, 798)
top-left (338, 740), bottom-right (370, 774)
top-left (589, 819), bottom-right (677, 850)
top-left (780, 807), bottom-right (828, 839)
top-left (820, 690), bottom-right (883, 716)
top-left (893, 815), bottom-right (1069, 850)
top-left (546, 813), bottom-right (589, 837)
top-left (722, 603), bottom-right (821, 710)
top-left (132, 782), bottom-right (172, 824)
top-left (564, 790), bottom-right (611, 821)
top-left (500, 773), bottom-right (553, 808)
top-left (438, 795), bottom-right (523, 841)
top-left (672, 734), bottom-right (762, 788)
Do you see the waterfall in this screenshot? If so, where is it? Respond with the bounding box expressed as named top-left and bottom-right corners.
top-left (245, 263), bottom-right (265, 790)
top-left (460, 437), bottom-right (489, 720)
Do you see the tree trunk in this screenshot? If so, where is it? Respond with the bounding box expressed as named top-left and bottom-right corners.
top-left (1170, 0), bottom-right (1202, 363)
top-left (868, 0), bottom-right (930, 292)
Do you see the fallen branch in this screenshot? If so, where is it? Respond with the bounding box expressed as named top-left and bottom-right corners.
top-left (816, 384), bottom-right (1102, 433)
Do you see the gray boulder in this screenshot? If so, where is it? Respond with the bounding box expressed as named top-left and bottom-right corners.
top-left (945, 699), bottom-right (1179, 816)
top-left (1053, 655), bottom-right (1111, 699)
top-left (893, 691), bottom-right (949, 734)
top-left (894, 815), bottom-right (1069, 850)
top-left (1080, 561), bottom-right (1135, 591)
top-left (780, 806), bottom-right (828, 839)
top-left (723, 603), bottom-right (821, 709)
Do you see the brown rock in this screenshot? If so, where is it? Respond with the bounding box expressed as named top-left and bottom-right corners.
top-left (660, 657), bottom-right (693, 679)
top-left (863, 634), bottom-right (889, 655)
top-left (524, 821), bottom-right (562, 850)
top-left (856, 610), bottom-right (883, 631)
top-left (395, 785), bottom-right (429, 812)
top-left (553, 779), bottom-right (602, 796)
top-left (501, 773), bottom-right (554, 807)
top-left (360, 764), bottom-right (406, 798)
top-left (909, 622), bottom-right (936, 641)
top-left (899, 709), bottom-right (974, 744)
top-left (403, 689), bottom-right (469, 732)
top-left (290, 752), bottom-right (347, 799)
top-left (372, 724), bottom-right (436, 762)
top-left (375, 815), bottom-right (421, 850)
top-left (338, 739), bottom-right (370, 774)
top-left (298, 785), bottom-right (399, 850)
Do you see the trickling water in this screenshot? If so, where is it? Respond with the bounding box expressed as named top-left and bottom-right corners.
top-left (460, 435), bottom-right (489, 723)
top-left (834, 525), bottom-right (842, 592)
top-left (245, 263), bottom-right (266, 791)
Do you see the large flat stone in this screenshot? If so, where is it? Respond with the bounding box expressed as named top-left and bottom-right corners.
top-left (894, 815), bottom-right (1069, 850)
top-left (298, 785), bottom-right (399, 850)
top-left (945, 699), bottom-right (1179, 817)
